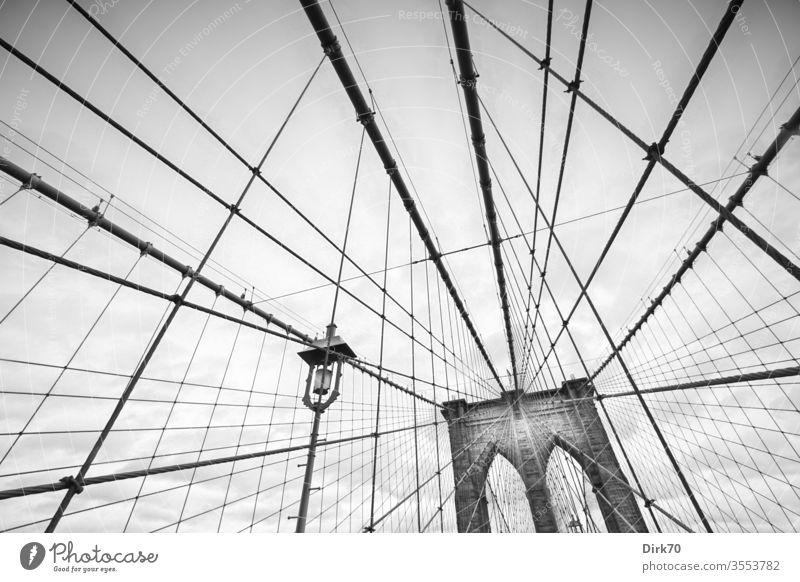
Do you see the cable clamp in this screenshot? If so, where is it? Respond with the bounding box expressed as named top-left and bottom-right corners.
top-left (59, 475), bottom-right (84, 495)
top-left (170, 294), bottom-right (183, 305)
top-left (385, 161), bottom-right (399, 176)
top-left (538, 57), bottom-right (552, 70)
top-left (22, 173), bottom-right (41, 191)
top-left (363, 526), bottom-right (375, 533)
top-left (183, 266), bottom-right (196, 280)
top-left (644, 498), bottom-right (656, 508)
top-left (643, 142), bottom-right (663, 162)
top-left (322, 36), bottom-right (341, 57)
top-left (472, 134), bottom-right (487, 150)
top-left (140, 242), bottom-right (153, 257)
top-left (357, 110), bottom-right (375, 126)
top-left (564, 79), bottom-right (582, 93)
top-left (87, 203), bottom-right (103, 228)
top-left (216, 284), bottom-right (225, 297)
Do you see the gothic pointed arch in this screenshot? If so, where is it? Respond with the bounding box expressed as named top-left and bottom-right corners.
top-left (442, 379), bottom-right (648, 533)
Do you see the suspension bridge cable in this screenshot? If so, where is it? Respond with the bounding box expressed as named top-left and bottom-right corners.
top-left (589, 105), bottom-right (800, 383)
top-left (0, 41), bottom-right (475, 380)
top-left (519, 0), bottom-right (555, 391)
top-left (466, 0), bottom-right (800, 284)
top-left (488, 169), bottom-right (663, 527)
top-left (298, 0), bottom-right (504, 391)
top-left (445, 0), bottom-right (527, 392)
top-left (0, 252), bottom-right (143, 467)
top-left (0, 131), bottom-right (318, 330)
top-left (477, 85), bottom-right (715, 530)
top-left (523, 0), bottom-right (593, 377)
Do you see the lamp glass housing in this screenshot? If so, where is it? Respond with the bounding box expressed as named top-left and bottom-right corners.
top-left (313, 366), bottom-right (333, 395)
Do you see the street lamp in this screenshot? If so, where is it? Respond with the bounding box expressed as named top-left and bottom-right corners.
top-left (294, 323), bottom-right (355, 533)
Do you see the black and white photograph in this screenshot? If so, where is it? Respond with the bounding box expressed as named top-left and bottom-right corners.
top-left (0, 0), bottom-right (799, 579)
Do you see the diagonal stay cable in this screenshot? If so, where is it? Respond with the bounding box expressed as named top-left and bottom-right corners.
top-left (298, 0), bottom-right (503, 391)
top-left (0, 38), bottom-right (480, 385)
top-left (477, 86), bottom-right (716, 530)
top-left (34, 57), bottom-right (323, 532)
top-left (522, 0), bottom-right (592, 385)
top-left (519, 0), bottom-right (554, 387)
top-left (589, 104), bottom-right (800, 384)
top-left (526, 0), bottom-right (747, 389)
top-left (445, 0), bottom-right (537, 391)
top-left (0, 233), bottom-right (443, 412)
top-left (487, 158), bottom-right (662, 529)
top-left (0, 250), bottom-right (143, 467)
top-left (464, 0), bottom-right (800, 283)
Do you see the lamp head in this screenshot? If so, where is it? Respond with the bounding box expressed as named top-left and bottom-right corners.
top-left (313, 366), bottom-right (334, 395)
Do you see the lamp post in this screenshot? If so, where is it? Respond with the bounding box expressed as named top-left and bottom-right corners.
top-left (294, 323), bottom-right (355, 533)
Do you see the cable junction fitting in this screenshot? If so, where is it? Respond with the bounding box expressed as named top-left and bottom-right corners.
top-left (564, 79), bottom-right (583, 93)
top-left (643, 142), bottom-right (664, 162)
top-left (59, 475), bottom-right (84, 495)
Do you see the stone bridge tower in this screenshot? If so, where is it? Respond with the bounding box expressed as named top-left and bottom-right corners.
top-left (442, 378), bottom-right (647, 533)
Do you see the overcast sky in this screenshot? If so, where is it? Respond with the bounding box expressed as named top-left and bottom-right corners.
top-left (0, 0), bottom-right (798, 533)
